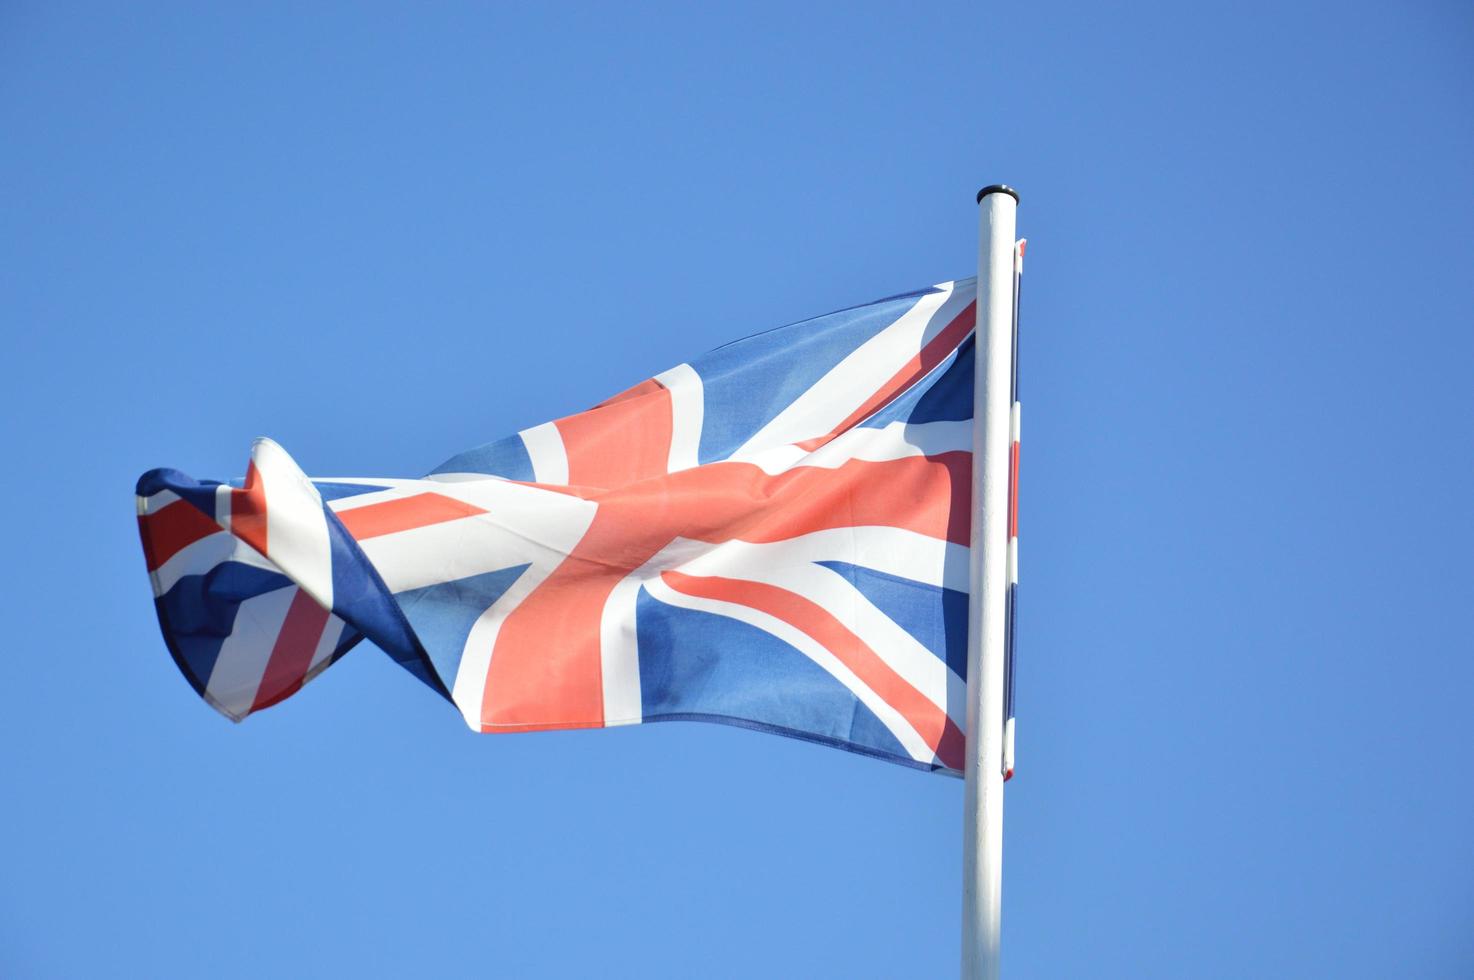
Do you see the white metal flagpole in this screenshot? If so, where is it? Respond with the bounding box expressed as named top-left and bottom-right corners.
top-left (962, 184), bottom-right (1018, 980)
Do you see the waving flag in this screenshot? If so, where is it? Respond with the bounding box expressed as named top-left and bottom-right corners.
top-left (136, 276), bottom-right (1001, 774)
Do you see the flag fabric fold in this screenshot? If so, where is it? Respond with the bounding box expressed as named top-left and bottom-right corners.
top-left (136, 278), bottom-right (981, 773)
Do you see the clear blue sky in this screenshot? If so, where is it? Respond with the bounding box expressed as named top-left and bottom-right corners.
top-left (3, 2), bottom-right (1471, 976)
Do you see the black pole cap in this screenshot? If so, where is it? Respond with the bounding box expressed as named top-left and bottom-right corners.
top-left (977, 184), bottom-right (1019, 204)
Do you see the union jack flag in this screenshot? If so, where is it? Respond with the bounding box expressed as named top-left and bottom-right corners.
top-left (136, 266), bottom-right (1023, 774)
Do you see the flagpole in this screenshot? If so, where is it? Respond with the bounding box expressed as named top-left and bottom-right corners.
top-left (962, 184), bottom-right (1018, 980)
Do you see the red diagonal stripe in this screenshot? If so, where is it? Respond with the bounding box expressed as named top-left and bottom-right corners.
top-left (249, 589), bottom-right (332, 713)
top-left (138, 499), bottom-right (221, 572)
top-left (336, 492), bottom-right (489, 540)
top-left (660, 570), bottom-right (964, 769)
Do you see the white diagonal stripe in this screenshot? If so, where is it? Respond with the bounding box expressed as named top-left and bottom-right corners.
top-left (755, 563), bottom-right (959, 724)
top-left (644, 573), bottom-right (934, 764)
top-left (675, 549), bottom-right (962, 725)
top-left (203, 584), bottom-right (297, 722)
top-left (733, 280), bottom-right (973, 455)
top-left (138, 489), bottom-right (180, 513)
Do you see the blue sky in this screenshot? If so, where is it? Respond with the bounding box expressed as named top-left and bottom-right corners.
top-left (3, 2), bottom-right (1472, 976)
